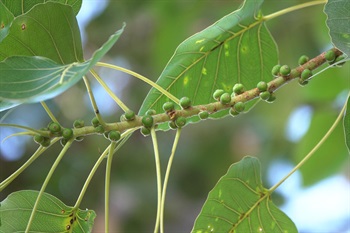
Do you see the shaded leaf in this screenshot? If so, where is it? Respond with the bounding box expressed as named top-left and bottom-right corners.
top-left (192, 156), bottom-right (297, 233)
top-left (0, 1), bottom-right (14, 42)
top-left (324, 0), bottom-right (350, 56)
top-left (344, 95), bottom-right (350, 152)
top-left (0, 190), bottom-right (95, 232)
top-left (0, 2), bottom-right (83, 64)
top-left (0, 24), bottom-right (125, 111)
top-left (139, 0), bottom-right (278, 130)
top-left (1, 0), bottom-right (82, 16)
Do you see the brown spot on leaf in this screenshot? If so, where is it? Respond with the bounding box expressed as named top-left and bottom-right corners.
top-left (21, 24), bottom-right (26, 30)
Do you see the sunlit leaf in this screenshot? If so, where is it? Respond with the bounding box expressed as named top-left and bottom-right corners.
top-left (324, 0), bottom-right (350, 56)
top-left (0, 2), bottom-right (83, 64)
top-left (0, 190), bottom-right (95, 232)
top-left (0, 25), bottom-right (125, 111)
top-left (192, 156), bottom-right (297, 233)
top-left (139, 0), bottom-right (278, 130)
top-left (0, 1), bottom-right (14, 42)
top-left (344, 95), bottom-right (350, 152)
top-left (1, 0), bottom-right (82, 16)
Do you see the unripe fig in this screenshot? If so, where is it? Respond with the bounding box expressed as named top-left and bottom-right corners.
top-left (179, 97), bottom-right (191, 109)
top-left (34, 135), bottom-right (44, 144)
top-left (334, 54), bottom-right (346, 67)
top-left (199, 111), bottom-right (209, 120)
top-left (91, 117), bottom-right (100, 127)
top-left (62, 128), bottom-right (73, 140)
top-left (279, 65), bottom-right (291, 76)
top-left (232, 83), bottom-right (245, 95)
top-left (300, 69), bottom-right (312, 81)
top-left (48, 122), bottom-right (61, 134)
top-left (298, 79), bottom-right (309, 86)
top-left (124, 110), bottom-right (136, 121)
top-left (142, 115), bottom-right (154, 128)
top-left (73, 119), bottom-right (84, 128)
top-left (266, 92), bottom-right (276, 103)
top-left (163, 102), bottom-right (175, 112)
top-left (234, 102), bottom-right (245, 113)
top-left (271, 65), bottom-right (281, 76)
top-left (168, 121), bottom-right (177, 129)
top-left (298, 55), bottom-right (309, 65)
top-left (141, 127), bottom-right (151, 136)
top-left (146, 109), bottom-right (156, 116)
top-left (213, 89), bottom-right (225, 101)
top-left (95, 125), bottom-right (105, 134)
top-left (259, 91), bottom-right (271, 101)
top-left (175, 116), bottom-right (186, 128)
top-left (325, 50), bottom-right (336, 62)
top-left (256, 81), bottom-right (268, 92)
top-left (40, 137), bottom-right (51, 147)
top-left (108, 130), bottom-right (121, 141)
top-left (229, 108), bottom-right (240, 116)
top-left (220, 93), bottom-right (231, 105)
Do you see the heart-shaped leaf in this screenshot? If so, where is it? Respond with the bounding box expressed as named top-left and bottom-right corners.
top-left (324, 0), bottom-right (350, 56)
top-left (139, 0), bottom-right (278, 130)
top-left (0, 190), bottom-right (96, 232)
top-left (0, 2), bottom-right (83, 64)
top-left (0, 24), bottom-right (125, 111)
top-left (192, 156), bottom-right (297, 233)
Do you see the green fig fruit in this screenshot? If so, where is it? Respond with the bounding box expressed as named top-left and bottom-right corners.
top-left (142, 115), bottom-right (154, 128)
top-left (179, 97), bottom-right (191, 109)
top-left (220, 93), bottom-right (231, 105)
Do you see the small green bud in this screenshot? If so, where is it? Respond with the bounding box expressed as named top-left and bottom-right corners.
top-left (220, 93), bottom-right (231, 105)
top-left (298, 79), bottom-right (309, 86)
top-left (95, 125), bottom-right (105, 134)
top-left (234, 102), bottom-right (245, 113)
top-left (300, 69), bottom-right (312, 81)
top-left (179, 97), bottom-right (191, 109)
top-left (40, 137), bottom-right (51, 147)
top-left (108, 130), bottom-right (121, 141)
top-left (266, 92), bottom-right (276, 103)
top-left (325, 50), bottom-right (336, 62)
top-left (142, 115), bottom-right (154, 128)
top-left (256, 81), bottom-right (268, 92)
top-left (48, 122), bottom-right (61, 134)
top-left (232, 83), bottom-right (245, 95)
top-left (75, 136), bottom-right (84, 142)
top-left (124, 110), bottom-right (136, 121)
top-left (91, 117), bottom-right (100, 127)
top-left (334, 54), bottom-right (346, 67)
top-left (271, 65), bottom-right (281, 76)
top-left (279, 65), bottom-right (291, 76)
top-left (141, 127), bottom-right (151, 136)
top-left (198, 111), bottom-right (209, 120)
top-left (259, 91), bottom-right (271, 101)
top-left (163, 102), bottom-right (175, 112)
top-left (229, 108), bottom-right (240, 117)
top-left (298, 55), bottom-right (309, 65)
top-left (146, 109), bottom-right (156, 115)
top-left (168, 121), bottom-right (177, 129)
top-left (62, 128), bottom-right (73, 140)
top-left (213, 89), bottom-right (225, 101)
top-left (60, 138), bottom-right (67, 147)
top-left (34, 135), bottom-right (44, 144)
top-left (175, 116), bottom-right (187, 128)
top-left (73, 119), bottom-right (84, 128)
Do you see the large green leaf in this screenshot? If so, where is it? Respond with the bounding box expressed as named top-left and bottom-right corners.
top-left (0, 190), bottom-right (95, 232)
top-left (1, 0), bottom-right (82, 16)
top-left (0, 2), bottom-right (83, 64)
top-left (344, 95), bottom-right (350, 152)
top-left (0, 25), bottom-right (125, 111)
top-left (139, 0), bottom-right (278, 130)
top-left (0, 1), bottom-right (14, 42)
top-left (192, 156), bottom-right (297, 233)
top-left (325, 0), bottom-right (350, 56)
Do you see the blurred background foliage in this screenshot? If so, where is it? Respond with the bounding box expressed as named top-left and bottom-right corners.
top-left (0, 0), bottom-right (349, 232)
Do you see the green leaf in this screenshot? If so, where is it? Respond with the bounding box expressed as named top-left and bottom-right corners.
top-left (344, 96), bottom-right (350, 152)
top-left (0, 190), bottom-right (95, 232)
top-left (1, 0), bottom-right (82, 16)
top-left (325, 0), bottom-right (350, 56)
top-left (0, 1), bottom-right (14, 42)
top-left (0, 2), bottom-right (83, 64)
top-left (139, 0), bottom-right (278, 130)
top-left (0, 24), bottom-right (125, 111)
top-left (192, 156), bottom-right (297, 233)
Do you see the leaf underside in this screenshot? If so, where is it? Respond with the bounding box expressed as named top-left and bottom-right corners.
top-left (0, 25), bottom-right (125, 111)
top-left (139, 0), bottom-right (278, 130)
top-left (0, 190), bottom-right (95, 233)
top-left (192, 156), bottom-right (297, 233)
top-left (344, 95), bottom-right (350, 152)
top-left (324, 0), bottom-right (350, 56)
